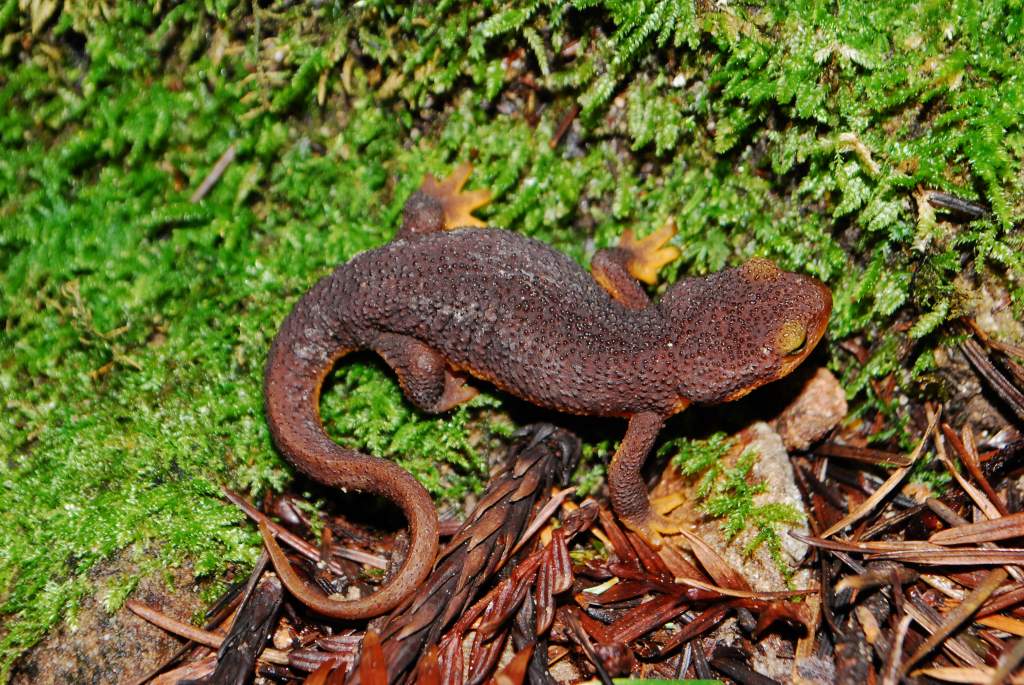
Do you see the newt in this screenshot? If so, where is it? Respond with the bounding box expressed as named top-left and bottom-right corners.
top-left (260, 164), bottom-right (832, 618)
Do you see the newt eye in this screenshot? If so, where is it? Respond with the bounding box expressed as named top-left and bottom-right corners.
top-left (777, 321), bottom-right (807, 356)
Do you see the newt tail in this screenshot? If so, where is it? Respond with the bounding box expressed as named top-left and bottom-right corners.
top-left (262, 278), bottom-right (439, 619)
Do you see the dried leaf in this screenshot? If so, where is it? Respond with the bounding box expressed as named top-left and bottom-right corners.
top-left (624, 530), bottom-right (674, 579)
top-left (412, 647), bottom-right (442, 685)
top-left (911, 666), bottom-right (999, 684)
top-left (978, 582), bottom-right (1024, 617)
top-left (603, 593), bottom-right (686, 644)
top-left (943, 423), bottom-right (1010, 517)
top-left (577, 579), bottom-right (652, 606)
top-left (656, 543), bottom-right (708, 581)
top-left (375, 425), bottom-right (579, 680)
top-left (870, 549), bottom-right (1024, 565)
top-left (673, 576), bottom-right (810, 600)
top-left (748, 600), bottom-right (814, 638)
top-left (934, 424), bottom-right (1002, 520)
top-left (794, 531), bottom-right (945, 553)
top-left (466, 626), bottom-right (511, 685)
top-left (507, 486), bottom-right (577, 559)
top-left (656, 605), bottom-right (730, 657)
top-left (437, 635), bottom-right (464, 685)
top-left (358, 632), bottom-right (387, 685)
top-left (559, 606), bottom-right (618, 683)
top-left (854, 605), bottom-right (881, 644)
top-left (208, 574), bottom-right (282, 684)
top-left (489, 644), bottom-right (534, 685)
top-left (976, 614), bottom-right (1024, 636)
top-left (302, 662), bottom-right (334, 685)
top-left (598, 508), bottom-right (640, 564)
top-left (675, 528), bottom-right (751, 592)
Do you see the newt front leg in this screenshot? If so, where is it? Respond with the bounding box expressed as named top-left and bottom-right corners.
top-left (607, 411), bottom-right (676, 538)
top-left (592, 220), bottom-right (684, 540)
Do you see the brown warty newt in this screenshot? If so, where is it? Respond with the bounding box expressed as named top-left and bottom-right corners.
top-left (261, 164), bottom-right (832, 618)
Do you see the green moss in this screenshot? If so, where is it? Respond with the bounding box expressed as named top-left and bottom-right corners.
top-left (704, 451), bottom-right (805, 583)
top-left (666, 436), bottom-right (805, 582)
top-left (664, 431), bottom-right (736, 498)
top-left (2, 0), bottom-right (1023, 676)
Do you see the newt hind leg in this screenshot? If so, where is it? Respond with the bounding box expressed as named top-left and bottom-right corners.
top-left (591, 218), bottom-right (681, 310)
top-left (375, 332), bottom-right (478, 413)
top-left (399, 163), bottom-right (492, 238)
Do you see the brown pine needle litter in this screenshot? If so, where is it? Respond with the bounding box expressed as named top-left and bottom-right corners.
top-left (126, 323), bottom-right (1024, 683)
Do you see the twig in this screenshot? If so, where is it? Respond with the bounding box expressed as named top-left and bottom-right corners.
top-left (549, 104), bottom-right (579, 149)
top-left (990, 637), bottom-right (1024, 685)
top-left (223, 487), bottom-right (383, 571)
top-left (903, 593), bottom-right (985, 667)
top-left (815, 442), bottom-right (913, 467)
top-left (901, 569), bottom-right (1007, 674)
top-left (925, 190), bottom-right (989, 219)
top-left (126, 600), bottom-right (289, 665)
top-left (821, 407), bottom-right (940, 538)
top-left (128, 553), bottom-right (270, 685)
top-left (935, 428), bottom-right (1003, 520)
top-left (880, 614), bottom-right (913, 685)
top-left (190, 144), bottom-right (237, 203)
top-left (561, 607), bottom-right (615, 685)
top-left (366, 424), bottom-right (581, 683)
top-left (960, 337), bottom-right (1024, 424)
top-left (206, 573), bottom-right (283, 682)
top-left (943, 423), bottom-right (1010, 516)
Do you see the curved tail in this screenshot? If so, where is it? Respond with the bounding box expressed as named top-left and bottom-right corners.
top-left (262, 275), bottom-right (439, 618)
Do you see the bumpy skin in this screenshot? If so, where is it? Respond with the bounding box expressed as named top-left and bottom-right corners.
top-left (263, 168), bottom-right (832, 618)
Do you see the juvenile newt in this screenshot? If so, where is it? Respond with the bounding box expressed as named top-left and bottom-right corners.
top-left (261, 164), bottom-right (832, 618)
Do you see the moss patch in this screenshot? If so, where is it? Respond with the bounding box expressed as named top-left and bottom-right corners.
top-left (663, 432), bottom-right (805, 582)
top-left (2, 1), bottom-right (1023, 676)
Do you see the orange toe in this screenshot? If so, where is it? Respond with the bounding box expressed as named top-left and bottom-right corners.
top-left (419, 163), bottom-right (492, 229)
top-left (619, 217), bottom-right (681, 285)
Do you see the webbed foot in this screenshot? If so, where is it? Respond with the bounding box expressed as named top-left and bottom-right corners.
top-left (400, 163), bottom-right (492, 236)
top-left (619, 511), bottom-right (682, 549)
top-left (432, 369), bottom-right (479, 412)
top-left (650, 492), bottom-right (686, 517)
top-left (619, 218), bottom-right (681, 285)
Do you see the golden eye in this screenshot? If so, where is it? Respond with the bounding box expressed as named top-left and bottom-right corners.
top-left (777, 320), bottom-right (807, 356)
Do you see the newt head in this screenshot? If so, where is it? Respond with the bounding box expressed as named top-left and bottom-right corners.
top-left (658, 257), bottom-right (832, 407)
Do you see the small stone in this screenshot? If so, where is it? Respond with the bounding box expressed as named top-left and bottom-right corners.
top-left (653, 421), bottom-right (811, 591)
top-left (652, 422), bottom-right (812, 683)
top-left (774, 367), bottom-right (848, 451)
top-left (794, 654), bottom-right (837, 684)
